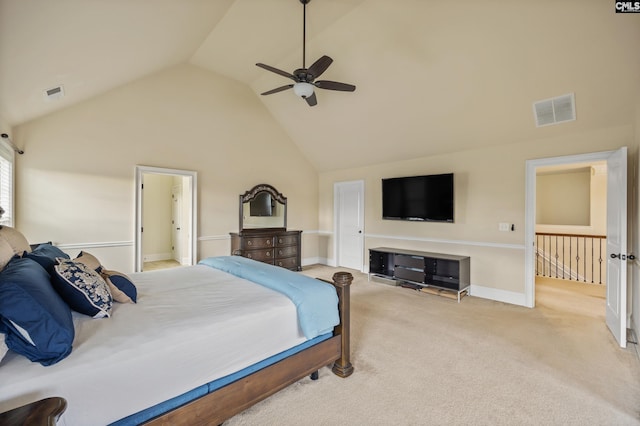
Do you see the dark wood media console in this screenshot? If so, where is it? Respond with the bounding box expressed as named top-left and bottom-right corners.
top-left (369, 247), bottom-right (470, 302)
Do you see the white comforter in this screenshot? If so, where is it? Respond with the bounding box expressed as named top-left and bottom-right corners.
top-left (0, 265), bottom-right (307, 425)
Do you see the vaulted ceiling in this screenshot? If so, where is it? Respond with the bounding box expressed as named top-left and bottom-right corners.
top-left (1, 0), bottom-right (639, 171)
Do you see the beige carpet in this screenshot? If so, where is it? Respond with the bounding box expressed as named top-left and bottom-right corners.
top-left (224, 266), bottom-right (640, 426)
top-left (143, 259), bottom-right (181, 271)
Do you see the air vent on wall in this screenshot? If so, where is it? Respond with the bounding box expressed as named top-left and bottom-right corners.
top-left (533, 93), bottom-right (575, 127)
top-left (44, 85), bottom-right (64, 101)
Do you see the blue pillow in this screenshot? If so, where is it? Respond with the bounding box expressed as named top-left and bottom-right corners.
top-left (52, 259), bottom-right (112, 318)
top-left (23, 243), bottom-right (70, 273)
top-left (102, 269), bottom-right (137, 303)
top-left (0, 257), bottom-right (74, 366)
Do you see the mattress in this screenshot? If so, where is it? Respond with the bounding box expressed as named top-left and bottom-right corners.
top-left (0, 264), bottom-right (309, 425)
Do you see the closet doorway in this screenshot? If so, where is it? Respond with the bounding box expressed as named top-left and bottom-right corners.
top-left (135, 166), bottom-right (198, 272)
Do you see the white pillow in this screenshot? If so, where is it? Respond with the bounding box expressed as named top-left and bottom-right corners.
top-left (0, 333), bottom-right (8, 364)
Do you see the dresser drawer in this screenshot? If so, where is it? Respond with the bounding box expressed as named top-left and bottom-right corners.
top-left (243, 236), bottom-right (274, 249)
top-left (275, 235), bottom-right (298, 246)
top-left (275, 257), bottom-right (298, 270)
top-left (275, 245), bottom-right (298, 259)
top-left (243, 249), bottom-right (274, 262)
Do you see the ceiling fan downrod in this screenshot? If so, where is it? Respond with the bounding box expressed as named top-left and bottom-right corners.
top-left (301, 0), bottom-right (311, 69)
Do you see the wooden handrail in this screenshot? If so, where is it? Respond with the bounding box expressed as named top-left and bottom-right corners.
top-left (536, 232), bottom-right (606, 239)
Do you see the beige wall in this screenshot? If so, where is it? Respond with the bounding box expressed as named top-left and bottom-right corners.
top-left (319, 124), bottom-right (636, 301)
top-left (536, 170), bottom-right (590, 226)
top-left (13, 64), bottom-right (319, 272)
top-left (536, 165), bottom-right (607, 235)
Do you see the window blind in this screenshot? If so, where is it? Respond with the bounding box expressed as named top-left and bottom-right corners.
top-left (0, 139), bottom-right (14, 227)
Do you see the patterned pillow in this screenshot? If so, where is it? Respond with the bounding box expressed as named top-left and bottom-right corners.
top-left (52, 259), bottom-right (112, 318)
top-left (101, 269), bottom-right (137, 303)
top-left (74, 252), bottom-right (137, 304)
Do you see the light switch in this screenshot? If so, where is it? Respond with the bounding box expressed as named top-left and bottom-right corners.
top-left (498, 222), bottom-right (510, 231)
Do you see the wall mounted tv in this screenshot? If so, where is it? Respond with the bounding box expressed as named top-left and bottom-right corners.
top-left (382, 173), bottom-right (454, 222)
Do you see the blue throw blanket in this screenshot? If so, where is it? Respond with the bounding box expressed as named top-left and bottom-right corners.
top-left (199, 256), bottom-right (339, 339)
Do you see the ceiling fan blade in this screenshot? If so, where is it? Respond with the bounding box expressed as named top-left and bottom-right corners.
top-left (307, 55), bottom-right (333, 79)
top-left (256, 63), bottom-right (297, 81)
top-left (261, 84), bottom-right (294, 96)
top-left (315, 80), bottom-right (356, 92)
top-left (305, 92), bottom-right (318, 107)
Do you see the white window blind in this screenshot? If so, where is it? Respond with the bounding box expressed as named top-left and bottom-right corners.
top-left (0, 139), bottom-right (14, 227)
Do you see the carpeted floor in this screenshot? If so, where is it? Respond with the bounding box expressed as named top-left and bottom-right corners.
top-left (224, 265), bottom-right (640, 426)
top-left (143, 259), bottom-right (181, 271)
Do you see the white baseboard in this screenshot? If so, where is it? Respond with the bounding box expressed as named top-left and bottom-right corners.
top-left (143, 253), bottom-right (173, 262)
top-left (302, 257), bottom-right (334, 267)
top-left (470, 284), bottom-right (527, 307)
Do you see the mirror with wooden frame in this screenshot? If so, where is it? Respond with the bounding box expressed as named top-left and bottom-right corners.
top-left (239, 184), bottom-right (287, 231)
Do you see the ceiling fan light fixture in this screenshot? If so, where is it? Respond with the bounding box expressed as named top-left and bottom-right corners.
top-left (293, 82), bottom-right (314, 98)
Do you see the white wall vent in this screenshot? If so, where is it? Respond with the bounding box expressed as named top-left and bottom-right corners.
top-left (533, 93), bottom-right (575, 127)
top-left (44, 85), bottom-right (64, 101)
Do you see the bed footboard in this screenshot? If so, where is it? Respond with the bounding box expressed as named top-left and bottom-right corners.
top-left (330, 271), bottom-right (354, 378)
top-left (144, 271), bottom-right (353, 426)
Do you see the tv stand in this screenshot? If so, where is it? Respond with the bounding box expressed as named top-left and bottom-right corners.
top-left (368, 247), bottom-right (470, 302)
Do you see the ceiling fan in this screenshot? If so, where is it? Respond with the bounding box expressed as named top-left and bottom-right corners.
top-left (256, 0), bottom-right (356, 107)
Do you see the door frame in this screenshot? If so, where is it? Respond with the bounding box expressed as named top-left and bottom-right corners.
top-left (524, 149), bottom-right (624, 307)
top-left (135, 166), bottom-right (198, 272)
top-left (333, 179), bottom-right (365, 271)
top-left (171, 183), bottom-right (183, 264)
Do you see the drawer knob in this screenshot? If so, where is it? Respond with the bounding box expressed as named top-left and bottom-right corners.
top-left (247, 253), bottom-right (252, 259)
top-left (278, 250), bottom-right (283, 255)
top-left (266, 240), bottom-right (272, 245)
top-left (247, 241), bottom-right (252, 246)
top-left (278, 239), bottom-right (283, 244)
top-left (266, 251), bottom-right (271, 257)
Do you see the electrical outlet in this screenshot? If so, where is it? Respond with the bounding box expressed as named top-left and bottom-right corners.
top-left (498, 222), bottom-right (510, 232)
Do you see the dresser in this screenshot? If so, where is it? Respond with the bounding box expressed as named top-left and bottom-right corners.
top-left (230, 229), bottom-right (302, 271)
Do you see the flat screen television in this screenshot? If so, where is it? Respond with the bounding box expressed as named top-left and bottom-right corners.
top-left (249, 192), bottom-right (273, 217)
top-left (382, 173), bottom-right (454, 222)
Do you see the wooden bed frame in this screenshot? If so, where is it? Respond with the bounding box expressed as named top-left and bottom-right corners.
top-left (141, 271), bottom-right (354, 425)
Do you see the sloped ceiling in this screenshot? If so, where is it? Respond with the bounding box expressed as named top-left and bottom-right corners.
top-left (1, 0), bottom-right (639, 171)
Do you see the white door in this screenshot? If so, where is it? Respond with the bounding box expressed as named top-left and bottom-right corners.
top-left (605, 146), bottom-right (627, 348)
top-left (171, 184), bottom-right (182, 265)
top-left (335, 180), bottom-right (364, 270)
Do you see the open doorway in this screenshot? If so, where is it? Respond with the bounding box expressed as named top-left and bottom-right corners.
top-left (135, 166), bottom-right (198, 272)
top-left (534, 161), bottom-right (607, 318)
top-left (525, 148), bottom-right (629, 347)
